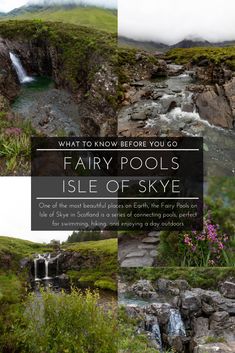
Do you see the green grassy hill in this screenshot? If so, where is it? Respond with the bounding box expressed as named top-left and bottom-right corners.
top-left (1, 6), bottom-right (117, 33)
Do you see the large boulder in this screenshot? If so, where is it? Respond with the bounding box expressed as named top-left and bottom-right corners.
top-left (196, 86), bottom-right (233, 128)
top-left (224, 78), bottom-right (235, 120)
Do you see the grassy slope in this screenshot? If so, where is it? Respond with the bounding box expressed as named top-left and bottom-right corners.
top-left (166, 47), bottom-right (235, 70)
top-left (64, 239), bottom-right (117, 291)
top-left (1, 7), bottom-right (117, 33)
top-left (0, 236), bottom-right (52, 263)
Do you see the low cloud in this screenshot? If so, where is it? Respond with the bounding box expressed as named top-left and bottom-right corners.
top-left (119, 0), bottom-right (235, 44)
top-left (28, 0), bottom-right (117, 9)
top-left (0, 0), bottom-right (117, 13)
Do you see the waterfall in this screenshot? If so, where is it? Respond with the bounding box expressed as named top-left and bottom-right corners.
top-left (34, 258), bottom-right (40, 281)
top-left (168, 309), bottom-right (186, 337)
top-left (152, 322), bottom-right (163, 350)
top-left (145, 316), bottom-right (162, 350)
top-left (9, 52), bottom-right (34, 84)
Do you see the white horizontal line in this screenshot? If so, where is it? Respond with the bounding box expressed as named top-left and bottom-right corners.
top-left (36, 197), bottom-right (199, 200)
top-left (36, 149), bottom-right (199, 152)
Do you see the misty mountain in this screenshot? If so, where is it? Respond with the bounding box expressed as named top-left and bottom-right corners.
top-left (171, 39), bottom-right (211, 48)
top-left (119, 36), bottom-right (169, 52)
top-left (0, 0), bottom-right (116, 17)
top-left (119, 36), bottom-right (235, 52)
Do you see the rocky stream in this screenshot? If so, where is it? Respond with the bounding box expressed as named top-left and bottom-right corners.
top-left (119, 278), bottom-right (235, 353)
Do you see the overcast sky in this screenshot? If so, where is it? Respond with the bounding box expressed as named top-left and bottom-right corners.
top-left (0, 0), bottom-right (117, 13)
top-left (119, 0), bottom-right (235, 44)
top-left (0, 177), bottom-right (70, 243)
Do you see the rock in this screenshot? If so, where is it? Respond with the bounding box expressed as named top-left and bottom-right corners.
top-left (224, 78), bottom-right (235, 119)
top-left (121, 257), bottom-right (154, 268)
top-left (196, 87), bottom-right (233, 128)
top-left (151, 60), bottom-right (167, 78)
top-left (145, 303), bottom-right (172, 325)
top-left (202, 301), bottom-right (215, 315)
top-left (174, 280), bottom-right (191, 291)
top-left (181, 290), bottom-right (201, 314)
top-left (142, 237), bottom-right (160, 244)
top-left (126, 250), bottom-right (147, 258)
top-left (160, 95), bottom-right (181, 114)
top-left (219, 280), bottom-right (235, 299)
top-left (182, 102), bottom-right (194, 113)
top-left (148, 231), bottom-right (160, 237)
top-left (138, 244), bottom-right (156, 250)
top-left (130, 280), bottom-right (157, 298)
top-left (167, 64), bottom-right (184, 76)
top-left (194, 342), bottom-right (235, 353)
top-left (209, 311), bottom-right (230, 331)
top-left (150, 250), bottom-right (158, 257)
top-left (169, 336), bottom-right (184, 352)
top-left (130, 110), bottom-right (148, 121)
top-left (156, 278), bottom-right (180, 296)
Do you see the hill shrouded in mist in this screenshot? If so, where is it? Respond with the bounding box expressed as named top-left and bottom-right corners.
top-left (0, 0), bottom-right (117, 33)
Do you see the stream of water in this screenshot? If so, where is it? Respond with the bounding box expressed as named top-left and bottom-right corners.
top-left (148, 73), bottom-right (235, 176)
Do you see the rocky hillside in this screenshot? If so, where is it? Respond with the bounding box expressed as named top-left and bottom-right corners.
top-left (0, 20), bottom-right (117, 136)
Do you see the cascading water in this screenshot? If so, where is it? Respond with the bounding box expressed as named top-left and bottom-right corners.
top-left (44, 254), bottom-right (51, 280)
top-left (168, 308), bottom-right (186, 337)
top-left (145, 315), bottom-right (163, 351)
top-left (33, 253), bottom-right (61, 281)
top-left (9, 52), bottom-right (34, 84)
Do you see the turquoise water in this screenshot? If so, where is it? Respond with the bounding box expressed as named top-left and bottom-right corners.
top-left (12, 77), bottom-right (54, 113)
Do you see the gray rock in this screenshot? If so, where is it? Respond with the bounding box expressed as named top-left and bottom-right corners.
top-left (121, 257), bottom-right (154, 268)
top-left (138, 244), bottom-right (156, 250)
top-left (142, 237), bottom-right (160, 244)
top-left (219, 280), bottom-right (235, 299)
top-left (126, 250), bottom-right (147, 258)
top-left (150, 250), bottom-right (158, 257)
top-left (148, 231), bottom-right (160, 237)
top-left (130, 110), bottom-right (148, 121)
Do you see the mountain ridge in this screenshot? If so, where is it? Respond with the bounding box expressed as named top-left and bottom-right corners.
top-left (119, 36), bottom-right (235, 52)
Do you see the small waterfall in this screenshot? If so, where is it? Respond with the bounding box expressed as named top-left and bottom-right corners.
top-left (168, 309), bottom-right (186, 337)
top-left (34, 258), bottom-right (40, 281)
top-left (33, 253), bottom-right (61, 281)
top-left (145, 316), bottom-right (163, 350)
top-left (44, 258), bottom-right (50, 280)
top-left (9, 52), bottom-right (34, 84)
top-left (152, 322), bottom-right (163, 350)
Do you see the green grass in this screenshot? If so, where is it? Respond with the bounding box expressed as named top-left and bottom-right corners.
top-left (0, 273), bottom-right (23, 304)
top-left (166, 47), bottom-right (235, 70)
top-left (0, 236), bottom-right (52, 259)
top-left (64, 239), bottom-right (117, 292)
top-left (120, 267), bottom-right (235, 290)
top-left (205, 336), bottom-right (227, 344)
top-left (1, 6), bottom-right (117, 33)
top-left (1, 289), bottom-right (118, 353)
top-left (63, 238), bottom-right (117, 253)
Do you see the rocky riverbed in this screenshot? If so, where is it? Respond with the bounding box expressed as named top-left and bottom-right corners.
top-left (119, 278), bottom-right (235, 353)
top-left (118, 57), bottom-right (235, 176)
